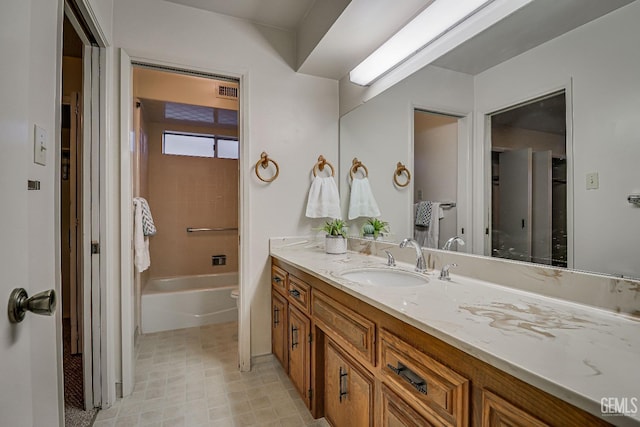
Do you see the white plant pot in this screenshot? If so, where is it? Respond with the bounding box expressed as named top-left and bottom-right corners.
top-left (325, 235), bottom-right (347, 254)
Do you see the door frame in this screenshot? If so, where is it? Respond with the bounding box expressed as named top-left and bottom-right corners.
top-left (119, 51), bottom-right (251, 396)
top-left (477, 81), bottom-right (574, 268)
top-left (59, 0), bottom-right (110, 410)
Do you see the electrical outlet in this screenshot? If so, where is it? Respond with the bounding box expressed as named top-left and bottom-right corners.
top-left (586, 172), bottom-right (599, 190)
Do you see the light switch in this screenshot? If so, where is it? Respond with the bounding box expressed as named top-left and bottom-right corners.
top-left (34, 125), bottom-right (47, 166)
top-left (586, 172), bottom-right (599, 190)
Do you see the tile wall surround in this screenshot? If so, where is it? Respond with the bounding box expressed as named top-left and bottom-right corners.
top-left (270, 236), bottom-right (640, 318)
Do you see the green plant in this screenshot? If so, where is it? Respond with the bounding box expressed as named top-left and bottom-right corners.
top-left (322, 219), bottom-right (348, 238)
top-left (364, 217), bottom-right (389, 239)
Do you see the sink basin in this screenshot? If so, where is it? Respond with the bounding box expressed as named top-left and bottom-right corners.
top-left (338, 267), bottom-right (428, 287)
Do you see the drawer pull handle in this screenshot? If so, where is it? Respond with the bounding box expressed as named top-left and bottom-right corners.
top-left (387, 362), bottom-right (428, 395)
top-left (339, 366), bottom-right (348, 402)
top-left (289, 289), bottom-right (301, 299)
top-left (291, 326), bottom-right (299, 349)
top-left (273, 276), bottom-right (282, 284)
top-left (273, 306), bottom-right (279, 326)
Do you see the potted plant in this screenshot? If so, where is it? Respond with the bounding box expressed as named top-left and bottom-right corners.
top-left (362, 217), bottom-right (389, 240)
top-left (322, 219), bottom-right (348, 254)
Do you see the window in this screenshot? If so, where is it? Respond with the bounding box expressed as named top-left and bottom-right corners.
top-left (162, 131), bottom-right (239, 159)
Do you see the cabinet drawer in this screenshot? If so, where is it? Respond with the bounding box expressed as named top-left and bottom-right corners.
top-left (482, 390), bottom-right (548, 427)
top-left (381, 383), bottom-right (442, 427)
top-left (288, 275), bottom-right (311, 314)
top-left (380, 329), bottom-right (469, 427)
top-left (272, 265), bottom-right (288, 295)
top-left (313, 291), bottom-right (375, 365)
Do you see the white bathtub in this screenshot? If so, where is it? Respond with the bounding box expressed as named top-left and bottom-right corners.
top-left (142, 272), bottom-right (238, 333)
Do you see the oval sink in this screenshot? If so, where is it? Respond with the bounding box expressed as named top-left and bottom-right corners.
top-left (338, 267), bottom-right (428, 287)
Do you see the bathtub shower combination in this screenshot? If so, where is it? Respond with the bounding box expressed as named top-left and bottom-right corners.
top-left (142, 272), bottom-right (238, 333)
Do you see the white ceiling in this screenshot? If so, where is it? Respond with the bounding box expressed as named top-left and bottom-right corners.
top-left (163, 0), bottom-right (316, 30)
top-left (161, 0), bottom-right (636, 81)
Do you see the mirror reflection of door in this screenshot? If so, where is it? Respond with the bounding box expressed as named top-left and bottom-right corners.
top-left (413, 110), bottom-right (459, 249)
top-left (490, 92), bottom-right (567, 267)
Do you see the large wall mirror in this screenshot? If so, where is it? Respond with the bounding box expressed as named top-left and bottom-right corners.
top-left (339, 0), bottom-right (640, 279)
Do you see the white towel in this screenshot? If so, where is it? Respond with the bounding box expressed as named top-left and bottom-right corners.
top-left (426, 202), bottom-right (444, 249)
top-left (348, 177), bottom-right (381, 220)
top-left (133, 198), bottom-right (151, 272)
top-left (305, 176), bottom-right (342, 219)
top-left (134, 197), bottom-right (157, 236)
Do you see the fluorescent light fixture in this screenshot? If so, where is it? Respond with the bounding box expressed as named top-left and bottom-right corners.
top-left (349, 0), bottom-right (494, 86)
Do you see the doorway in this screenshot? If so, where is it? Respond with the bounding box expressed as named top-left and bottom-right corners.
top-left (488, 91), bottom-right (568, 267)
top-left (122, 63), bottom-right (242, 392)
top-left (413, 110), bottom-right (465, 249)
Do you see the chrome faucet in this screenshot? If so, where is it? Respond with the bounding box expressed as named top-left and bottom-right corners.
top-left (384, 250), bottom-right (396, 267)
top-left (399, 238), bottom-right (427, 273)
top-left (442, 236), bottom-right (465, 251)
top-left (439, 263), bottom-right (458, 281)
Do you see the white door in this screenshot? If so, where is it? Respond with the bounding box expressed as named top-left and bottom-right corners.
top-left (497, 148), bottom-right (532, 261)
top-left (0, 1), bottom-right (61, 426)
top-left (532, 150), bottom-right (552, 265)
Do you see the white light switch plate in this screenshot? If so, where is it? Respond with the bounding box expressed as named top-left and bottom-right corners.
top-left (34, 125), bottom-right (47, 166)
top-left (586, 172), bottom-right (599, 190)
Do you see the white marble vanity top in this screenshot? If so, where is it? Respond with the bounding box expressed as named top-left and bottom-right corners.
top-left (270, 239), bottom-right (640, 426)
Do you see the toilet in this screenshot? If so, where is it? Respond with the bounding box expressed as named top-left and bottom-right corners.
top-left (230, 288), bottom-right (239, 308)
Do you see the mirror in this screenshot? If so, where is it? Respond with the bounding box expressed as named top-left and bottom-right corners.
top-left (339, 1), bottom-right (640, 279)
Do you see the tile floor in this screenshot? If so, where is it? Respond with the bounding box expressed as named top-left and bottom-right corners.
top-left (93, 321), bottom-right (330, 427)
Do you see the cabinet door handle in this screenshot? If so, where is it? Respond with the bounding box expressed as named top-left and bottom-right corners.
top-left (387, 362), bottom-right (428, 395)
top-left (291, 326), bottom-right (299, 349)
top-left (289, 289), bottom-right (301, 299)
top-left (273, 306), bottom-right (279, 326)
top-left (339, 366), bottom-right (348, 402)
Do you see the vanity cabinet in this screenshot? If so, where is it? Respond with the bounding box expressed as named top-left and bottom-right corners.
top-left (324, 338), bottom-right (374, 427)
top-left (271, 258), bottom-right (610, 427)
top-left (271, 265), bottom-right (313, 409)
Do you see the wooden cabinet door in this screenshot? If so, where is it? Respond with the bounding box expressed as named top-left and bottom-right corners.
top-left (381, 384), bottom-right (441, 427)
top-left (288, 305), bottom-right (311, 408)
top-left (324, 339), bottom-right (374, 427)
top-left (272, 291), bottom-right (288, 370)
top-left (482, 390), bottom-right (549, 427)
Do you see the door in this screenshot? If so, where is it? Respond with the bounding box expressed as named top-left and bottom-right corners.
top-left (532, 150), bottom-right (552, 265)
top-left (0, 1), bottom-right (61, 425)
top-left (69, 92), bottom-right (83, 354)
top-left (288, 305), bottom-right (311, 407)
top-left (272, 291), bottom-right (288, 369)
top-left (324, 339), bottom-right (374, 427)
top-left (496, 149), bottom-right (532, 261)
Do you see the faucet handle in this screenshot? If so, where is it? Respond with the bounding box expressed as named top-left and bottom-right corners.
top-left (439, 263), bottom-right (458, 281)
top-left (384, 250), bottom-right (396, 267)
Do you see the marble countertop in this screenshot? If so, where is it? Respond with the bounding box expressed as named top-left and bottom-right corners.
top-left (270, 240), bottom-right (640, 426)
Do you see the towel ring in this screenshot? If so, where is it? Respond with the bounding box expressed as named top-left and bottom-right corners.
top-left (255, 152), bottom-right (279, 183)
top-left (349, 158), bottom-right (369, 180)
top-left (394, 162), bottom-right (411, 188)
top-left (313, 155), bottom-right (335, 177)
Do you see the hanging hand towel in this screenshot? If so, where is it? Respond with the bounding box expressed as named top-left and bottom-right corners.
top-left (133, 198), bottom-right (151, 272)
top-left (305, 176), bottom-right (342, 219)
top-left (134, 197), bottom-right (157, 236)
top-left (348, 177), bottom-right (381, 220)
top-left (426, 202), bottom-right (444, 249)
top-left (414, 201), bottom-right (432, 227)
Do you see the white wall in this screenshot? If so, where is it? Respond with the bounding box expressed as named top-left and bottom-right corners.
top-left (474, 1), bottom-right (640, 277)
top-left (112, 0), bottom-right (339, 362)
top-left (339, 65), bottom-right (473, 240)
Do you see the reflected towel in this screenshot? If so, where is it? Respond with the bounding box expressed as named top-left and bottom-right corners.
top-left (427, 202), bottom-right (444, 249)
top-left (134, 197), bottom-right (156, 236)
top-left (305, 176), bottom-right (342, 219)
top-left (413, 201), bottom-right (443, 248)
top-left (133, 198), bottom-right (151, 272)
top-left (414, 201), bottom-right (432, 227)
top-left (348, 177), bottom-right (381, 220)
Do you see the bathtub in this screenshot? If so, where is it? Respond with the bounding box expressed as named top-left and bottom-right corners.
top-left (142, 272), bottom-right (238, 333)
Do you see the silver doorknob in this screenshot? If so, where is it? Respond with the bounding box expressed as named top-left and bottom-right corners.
top-left (8, 288), bottom-right (57, 323)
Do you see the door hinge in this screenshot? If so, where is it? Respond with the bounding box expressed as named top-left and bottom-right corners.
top-left (91, 241), bottom-right (100, 254)
top-left (485, 227), bottom-right (489, 235)
top-left (308, 388), bottom-right (313, 399)
top-left (308, 333), bottom-right (313, 343)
